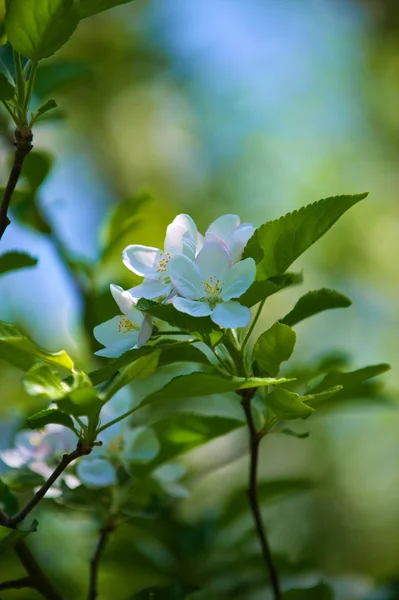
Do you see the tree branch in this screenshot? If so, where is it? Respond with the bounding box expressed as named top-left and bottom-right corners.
top-left (87, 523), bottom-right (115, 600)
top-left (0, 128), bottom-right (33, 240)
top-left (14, 541), bottom-right (64, 600)
top-left (240, 388), bottom-right (282, 599)
top-left (0, 575), bottom-right (33, 590)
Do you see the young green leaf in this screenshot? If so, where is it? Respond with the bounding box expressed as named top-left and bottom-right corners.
top-left (266, 388), bottom-right (314, 420)
top-left (240, 271), bottom-right (303, 308)
top-left (309, 363), bottom-right (391, 394)
top-left (5, 0), bottom-right (80, 61)
top-left (303, 385), bottom-right (343, 406)
top-left (244, 193), bottom-right (368, 281)
top-left (0, 71), bottom-right (13, 99)
top-left (283, 583), bottom-right (334, 600)
top-left (36, 98), bottom-right (57, 117)
top-left (77, 0), bottom-right (136, 19)
top-left (23, 363), bottom-right (67, 399)
top-left (252, 322), bottom-right (296, 377)
top-left (57, 386), bottom-right (102, 418)
top-left (0, 251), bottom-right (37, 274)
top-left (104, 350), bottom-right (161, 401)
top-left (280, 288), bottom-right (352, 327)
top-left (279, 428), bottom-right (310, 439)
top-left (26, 408), bottom-right (75, 431)
top-left (0, 320), bottom-right (74, 372)
top-left (0, 520), bottom-right (37, 556)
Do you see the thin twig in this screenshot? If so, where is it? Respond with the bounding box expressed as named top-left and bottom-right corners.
top-left (8, 444), bottom-right (90, 527)
top-left (87, 523), bottom-right (115, 600)
top-left (240, 388), bottom-right (282, 599)
top-left (14, 541), bottom-right (64, 600)
top-left (0, 128), bottom-right (33, 240)
top-left (0, 576), bottom-right (33, 590)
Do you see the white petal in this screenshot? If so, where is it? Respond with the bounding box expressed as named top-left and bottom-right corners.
top-left (110, 284), bottom-right (136, 314)
top-left (173, 297), bottom-right (212, 317)
top-left (206, 214), bottom-right (241, 241)
top-left (153, 463), bottom-right (186, 483)
top-left (77, 458), bottom-right (117, 488)
top-left (211, 301), bottom-right (251, 328)
top-left (196, 232), bottom-right (205, 255)
top-left (122, 427), bottom-right (160, 464)
top-left (168, 255), bottom-right (203, 300)
top-left (164, 214), bottom-right (198, 260)
top-left (221, 258), bottom-right (256, 301)
top-left (128, 280), bottom-right (172, 300)
top-left (64, 474), bottom-right (81, 489)
top-left (93, 315), bottom-right (139, 346)
top-left (0, 449), bottom-right (26, 468)
top-left (94, 338), bottom-right (138, 358)
top-left (195, 241), bottom-right (231, 282)
top-left (138, 314), bottom-right (153, 346)
top-left (228, 223), bottom-right (255, 262)
top-left (122, 245), bottom-right (160, 277)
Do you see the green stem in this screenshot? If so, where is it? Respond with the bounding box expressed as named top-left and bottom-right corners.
top-left (96, 405), bottom-right (141, 434)
top-left (1, 100), bottom-right (20, 127)
top-left (241, 298), bottom-right (266, 355)
top-left (13, 50), bottom-right (25, 121)
top-left (23, 61), bottom-right (38, 117)
top-left (210, 345), bottom-right (235, 375)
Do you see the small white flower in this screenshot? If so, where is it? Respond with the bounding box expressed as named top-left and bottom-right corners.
top-left (169, 241), bottom-right (255, 328)
top-left (205, 214), bottom-right (255, 263)
top-left (94, 284), bottom-right (152, 358)
top-left (122, 214), bottom-right (199, 299)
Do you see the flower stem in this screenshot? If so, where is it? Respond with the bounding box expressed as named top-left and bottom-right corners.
top-left (241, 298), bottom-right (266, 355)
top-left (240, 388), bottom-right (282, 599)
top-left (87, 522), bottom-right (115, 600)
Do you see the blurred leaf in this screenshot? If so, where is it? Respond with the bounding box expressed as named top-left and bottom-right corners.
top-left (0, 43), bottom-right (15, 81)
top-left (309, 363), bottom-right (391, 394)
top-left (23, 363), bottom-right (67, 398)
top-left (140, 372), bottom-right (294, 411)
top-left (133, 585), bottom-right (199, 600)
top-left (304, 386), bottom-right (343, 406)
top-left (26, 407), bottom-right (75, 431)
top-left (253, 322), bottom-right (296, 377)
top-left (279, 428), bottom-right (310, 439)
top-left (0, 320), bottom-right (74, 372)
top-left (59, 386), bottom-right (102, 418)
top-left (220, 478), bottom-right (315, 527)
top-left (78, 0), bottom-right (137, 19)
top-left (0, 520), bottom-right (37, 555)
top-left (104, 350), bottom-right (161, 401)
top-left (280, 288), bottom-right (352, 327)
top-left (0, 251), bottom-right (37, 274)
top-left (5, 0), bottom-right (80, 60)
top-left (0, 478), bottom-right (18, 515)
top-left (2, 187), bottom-right (52, 234)
top-left (244, 193), bottom-right (368, 281)
top-left (0, 71), bottom-right (13, 98)
top-left (137, 299), bottom-right (224, 347)
top-left (283, 583), bottom-right (334, 599)
top-left (35, 60), bottom-right (90, 99)
top-left (266, 388), bottom-right (314, 420)
top-left (101, 194), bottom-right (149, 259)
top-left (35, 98), bottom-right (57, 119)
top-left (240, 271), bottom-right (303, 308)
top-left (0, 0), bottom-right (6, 45)
top-left (21, 150), bottom-right (53, 191)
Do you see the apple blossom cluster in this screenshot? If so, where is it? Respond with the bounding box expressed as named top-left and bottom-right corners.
top-left (94, 214), bottom-right (256, 358)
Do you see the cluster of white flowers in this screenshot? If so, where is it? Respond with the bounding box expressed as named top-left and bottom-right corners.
top-left (94, 214), bottom-right (256, 358)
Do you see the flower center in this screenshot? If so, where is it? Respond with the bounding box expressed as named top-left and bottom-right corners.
top-left (118, 316), bottom-right (139, 334)
top-left (201, 275), bottom-right (224, 303)
top-left (156, 252), bottom-right (171, 274)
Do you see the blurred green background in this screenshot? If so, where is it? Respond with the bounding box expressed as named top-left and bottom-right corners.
top-left (1, 0), bottom-right (399, 598)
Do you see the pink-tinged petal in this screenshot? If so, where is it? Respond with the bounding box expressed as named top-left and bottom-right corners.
top-left (138, 314), bottom-right (153, 346)
top-left (228, 223), bottom-right (255, 262)
top-left (211, 301), bottom-right (251, 329)
top-left (206, 214), bottom-right (240, 241)
top-left (221, 258), bottom-right (256, 301)
top-left (122, 245), bottom-right (160, 277)
top-left (110, 284), bottom-right (136, 314)
top-left (195, 241), bottom-right (231, 282)
top-left (164, 214), bottom-right (198, 260)
top-left (168, 255), bottom-right (203, 300)
top-left (128, 280), bottom-right (172, 300)
top-left (173, 297), bottom-right (212, 317)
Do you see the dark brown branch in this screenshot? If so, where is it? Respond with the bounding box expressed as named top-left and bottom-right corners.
top-left (0, 575), bottom-right (33, 590)
top-left (14, 541), bottom-right (63, 600)
top-left (0, 128), bottom-right (33, 240)
top-left (241, 389), bottom-right (282, 599)
top-left (8, 444), bottom-right (90, 528)
top-left (87, 523), bottom-right (115, 600)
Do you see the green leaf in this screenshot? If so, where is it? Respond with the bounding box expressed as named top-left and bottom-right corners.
top-left (23, 363), bottom-right (67, 398)
top-left (5, 0), bottom-right (80, 60)
top-left (309, 363), bottom-right (391, 394)
top-left (58, 386), bottom-right (102, 418)
top-left (266, 388), bottom-right (314, 420)
top-left (244, 193), bottom-right (368, 282)
top-left (0, 520), bottom-right (37, 555)
top-left (0, 320), bottom-right (74, 372)
top-left (34, 60), bottom-right (90, 99)
top-left (140, 371), bottom-right (294, 410)
top-left (0, 479), bottom-right (18, 515)
top-left (280, 288), bottom-right (352, 327)
top-left (0, 251), bottom-right (37, 274)
top-left (283, 583), bottom-right (334, 600)
top-left (240, 272), bottom-right (303, 308)
top-left (279, 428), bottom-right (310, 439)
top-left (26, 408), bottom-right (75, 431)
top-left (36, 98), bottom-right (57, 118)
top-left (21, 150), bottom-right (53, 191)
top-left (104, 350), bottom-right (161, 401)
top-left (77, 0), bottom-right (136, 19)
top-left (101, 193), bottom-right (149, 259)
top-left (252, 322), bottom-right (296, 377)
top-left (303, 386), bottom-right (343, 406)
top-left (137, 299), bottom-right (224, 346)
top-left (0, 70), bottom-right (13, 98)
top-left (220, 478), bottom-right (315, 527)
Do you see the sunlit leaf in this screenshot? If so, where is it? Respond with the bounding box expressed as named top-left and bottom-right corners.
top-left (0, 251), bottom-right (37, 274)
top-left (104, 350), bottom-right (161, 401)
top-left (252, 322), bottom-right (296, 377)
top-left (23, 363), bottom-right (67, 398)
top-left (280, 288), bottom-right (352, 327)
